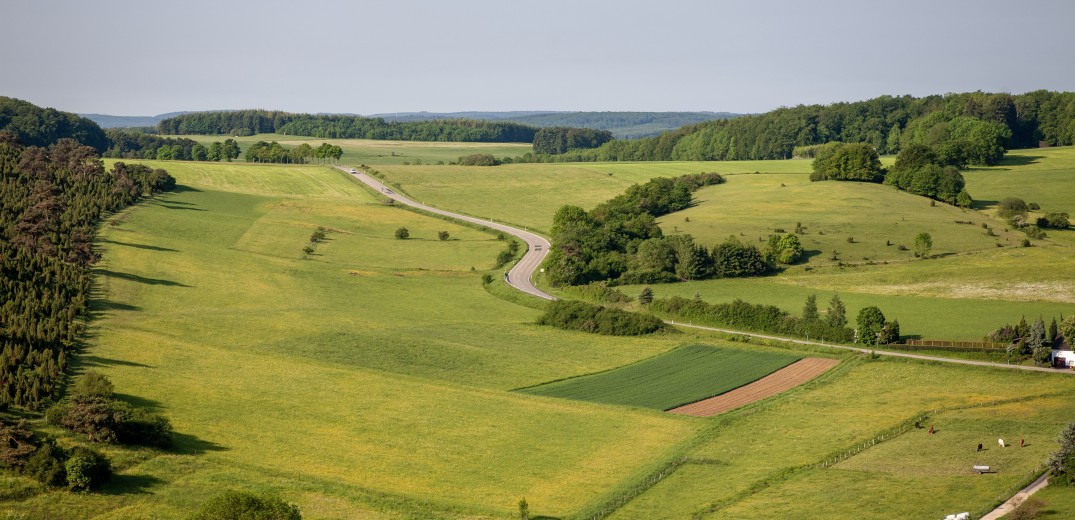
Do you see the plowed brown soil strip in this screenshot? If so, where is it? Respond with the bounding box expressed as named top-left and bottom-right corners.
top-left (668, 358), bottom-right (839, 417)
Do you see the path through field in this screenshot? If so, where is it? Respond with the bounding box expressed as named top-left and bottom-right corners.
top-left (668, 358), bottom-right (839, 417)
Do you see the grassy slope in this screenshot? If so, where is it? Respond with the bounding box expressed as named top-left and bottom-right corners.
top-left (518, 344), bottom-right (801, 410)
top-left (2, 160), bottom-right (700, 519)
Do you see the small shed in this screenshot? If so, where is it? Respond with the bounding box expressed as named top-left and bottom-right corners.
top-left (1052, 349), bottom-right (1075, 368)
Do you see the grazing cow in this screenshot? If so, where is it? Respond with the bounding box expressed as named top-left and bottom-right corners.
top-left (998, 438), bottom-right (1006, 448)
top-left (977, 443), bottom-right (983, 451)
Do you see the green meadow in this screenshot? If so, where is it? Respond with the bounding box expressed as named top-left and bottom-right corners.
top-left (8, 144), bottom-right (1075, 518)
top-left (518, 344), bottom-right (801, 410)
top-left (3, 160), bottom-right (707, 519)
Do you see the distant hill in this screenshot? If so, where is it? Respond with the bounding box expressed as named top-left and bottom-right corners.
top-left (81, 112), bottom-right (190, 129)
top-left (1, 96), bottom-right (109, 151)
top-left (371, 111), bottom-right (742, 139)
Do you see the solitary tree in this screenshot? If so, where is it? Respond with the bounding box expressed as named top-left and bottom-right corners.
top-left (394, 227), bottom-right (409, 240)
top-left (438, 231), bottom-right (450, 241)
top-left (518, 498), bottom-right (530, 520)
top-left (827, 295), bottom-right (847, 328)
top-left (639, 287), bottom-right (654, 306)
top-left (856, 306), bottom-right (887, 346)
top-left (914, 232), bottom-right (933, 258)
top-left (1048, 422), bottom-right (1075, 484)
top-left (802, 294), bottom-right (819, 321)
top-left (222, 139), bottom-right (241, 162)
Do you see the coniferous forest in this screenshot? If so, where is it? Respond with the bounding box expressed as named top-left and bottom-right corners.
top-left (0, 132), bottom-right (174, 409)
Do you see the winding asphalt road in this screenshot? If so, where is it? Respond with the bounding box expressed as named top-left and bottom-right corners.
top-left (338, 167), bottom-right (554, 300)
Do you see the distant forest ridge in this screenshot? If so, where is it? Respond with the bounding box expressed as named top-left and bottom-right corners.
top-left (541, 91), bottom-right (1075, 163)
top-left (81, 112), bottom-right (190, 129)
top-left (370, 111), bottom-right (742, 139)
top-left (156, 110), bottom-right (539, 143)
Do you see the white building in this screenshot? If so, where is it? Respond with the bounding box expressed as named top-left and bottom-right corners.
top-left (1052, 349), bottom-right (1075, 368)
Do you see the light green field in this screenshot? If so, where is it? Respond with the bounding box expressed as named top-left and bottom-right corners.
top-left (172, 133), bottom-right (533, 166)
top-left (609, 360), bottom-right (1075, 520)
top-left (3, 160), bottom-right (704, 519)
top-left (518, 344), bottom-right (801, 410)
top-left (11, 145), bottom-right (1075, 519)
top-left (965, 147), bottom-right (1075, 215)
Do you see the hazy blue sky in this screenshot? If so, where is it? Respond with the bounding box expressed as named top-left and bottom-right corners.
top-left (2, 0), bottom-right (1073, 115)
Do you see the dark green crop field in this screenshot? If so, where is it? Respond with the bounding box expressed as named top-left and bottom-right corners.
top-left (518, 344), bottom-right (801, 410)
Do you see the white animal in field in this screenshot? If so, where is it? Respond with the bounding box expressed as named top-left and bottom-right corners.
top-left (944, 513), bottom-right (970, 520)
top-left (998, 438), bottom-right (1006, 448)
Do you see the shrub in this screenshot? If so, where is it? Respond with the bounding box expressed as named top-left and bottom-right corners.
top-left (394, 227), bottom-right (409, 240)
top-left (638, 287), bottom-right (653, 306)
top-left (0, 419), bottom-right (38, 469)
top-left (71, 372), bottom-right (115, 400)
top-left (190, 490), bottom-right (302, 520)
top-left (537, 300), bottom-right (665, 336)
top-left (54, 396), bottom-right (173, 447)
top-left (457, 153), bottom-right (501, 166)
top-left (1024, 226), bottom-right (1047, 240)
top-left (481, 274), bottom-right (493, 285)
top-left (997, 197), bottom-right (1029, 218)
top-left (65, 447), bottom-right (110, 491)
top-left (20, 439), bottom-right (67, 488)
top-left (437, 231), bottom-right (449, 241)
top-left (1038, 212), bottom-right (1069, 229)
top-left (1028, 202), bottom-right (1041, 210)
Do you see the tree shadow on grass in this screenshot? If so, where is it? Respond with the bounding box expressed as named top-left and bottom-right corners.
top-left (112, 393), bottom-right (165, 412)
top-left (77, 356), bottom-right (153, 370)
top-left (98, 238), bottom-right (178, 252)
top-left (998, 155), bottom-right (1044, 167)
top-left (170, 184), bottom-right (202, 193)
top-left (149, 201), bottom-right (206, 211)
top-left (97, 269), bottom-right (191, 287)
top-left (171, 432), bottom-right (229, 456)
top-left (100, 473), bottom-right (165, 495)
top-left (972, 199), bottom-right (998, 210)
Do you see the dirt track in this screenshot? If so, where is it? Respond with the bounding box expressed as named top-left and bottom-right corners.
top-left (668, 358), bottom-right (840, 417)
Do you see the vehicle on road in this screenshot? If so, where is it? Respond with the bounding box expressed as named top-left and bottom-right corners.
top-left (349, 168), bottom-right (357, 174)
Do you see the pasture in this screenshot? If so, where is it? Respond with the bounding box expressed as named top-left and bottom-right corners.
top-left (2, 160), bottom-right (704, 519)
top-left (517, 344), bottom-right (802, 410)
top-left (9, 144), bottom-right (1075, 518)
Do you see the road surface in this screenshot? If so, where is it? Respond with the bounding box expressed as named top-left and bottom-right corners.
top-left (339, 167), bottom-right (554, 300)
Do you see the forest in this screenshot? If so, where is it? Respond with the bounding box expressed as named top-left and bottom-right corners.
top-left (157, 110), bottom-right (538, 143)
top-left (0, 132), bottom-right (175, 410)
top-left (0, 96), bottom-right (109, 152)
top-left (534, 91), bottom-right (1075, 162)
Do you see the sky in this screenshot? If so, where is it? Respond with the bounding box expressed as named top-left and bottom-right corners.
top-left (2, 0), bottom-right (1074, 116)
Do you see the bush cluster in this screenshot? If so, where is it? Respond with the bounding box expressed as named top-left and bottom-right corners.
top-left (0, 418), bottom-right (111, 491)
top-left (650, 295), bottom-right (857, 343)
top-left (190, 490), bottom-right (302, 520)
top-left (537, 300), bottom-right (665, 336)
top-left (46, 372), bottom-right (173, 448)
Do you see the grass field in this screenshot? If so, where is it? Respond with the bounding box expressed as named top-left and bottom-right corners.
top-left (9, 144), bottom-right (1075, 518)
top-left (609, 360), bottom-right (1075, 519)
top-left (517, 344), bottom-right (802, 410)
top-left (1, 160), bottom-right (705, 519)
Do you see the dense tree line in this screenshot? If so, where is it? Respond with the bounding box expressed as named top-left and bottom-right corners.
top-left (377, 111), bottom-right (740, 138)
top-left (0, 133), bottom-right (174, 409)
top-left (532, 127), bottom-right (613, 154)
top-left (0, 97), bottom-right (109, 152)
top-left (537, 300), bottom-right (666, 335)
top-left (104, 130), bottom-right (244, 162)
top-left (158, 110), bottom-right (539, 143)
top-left (535, 91), bottom-right (1075, 162)
top-left (244, 141), bottom-right (342, 164)
top-left (649, 294), bottom-right (856, 343)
